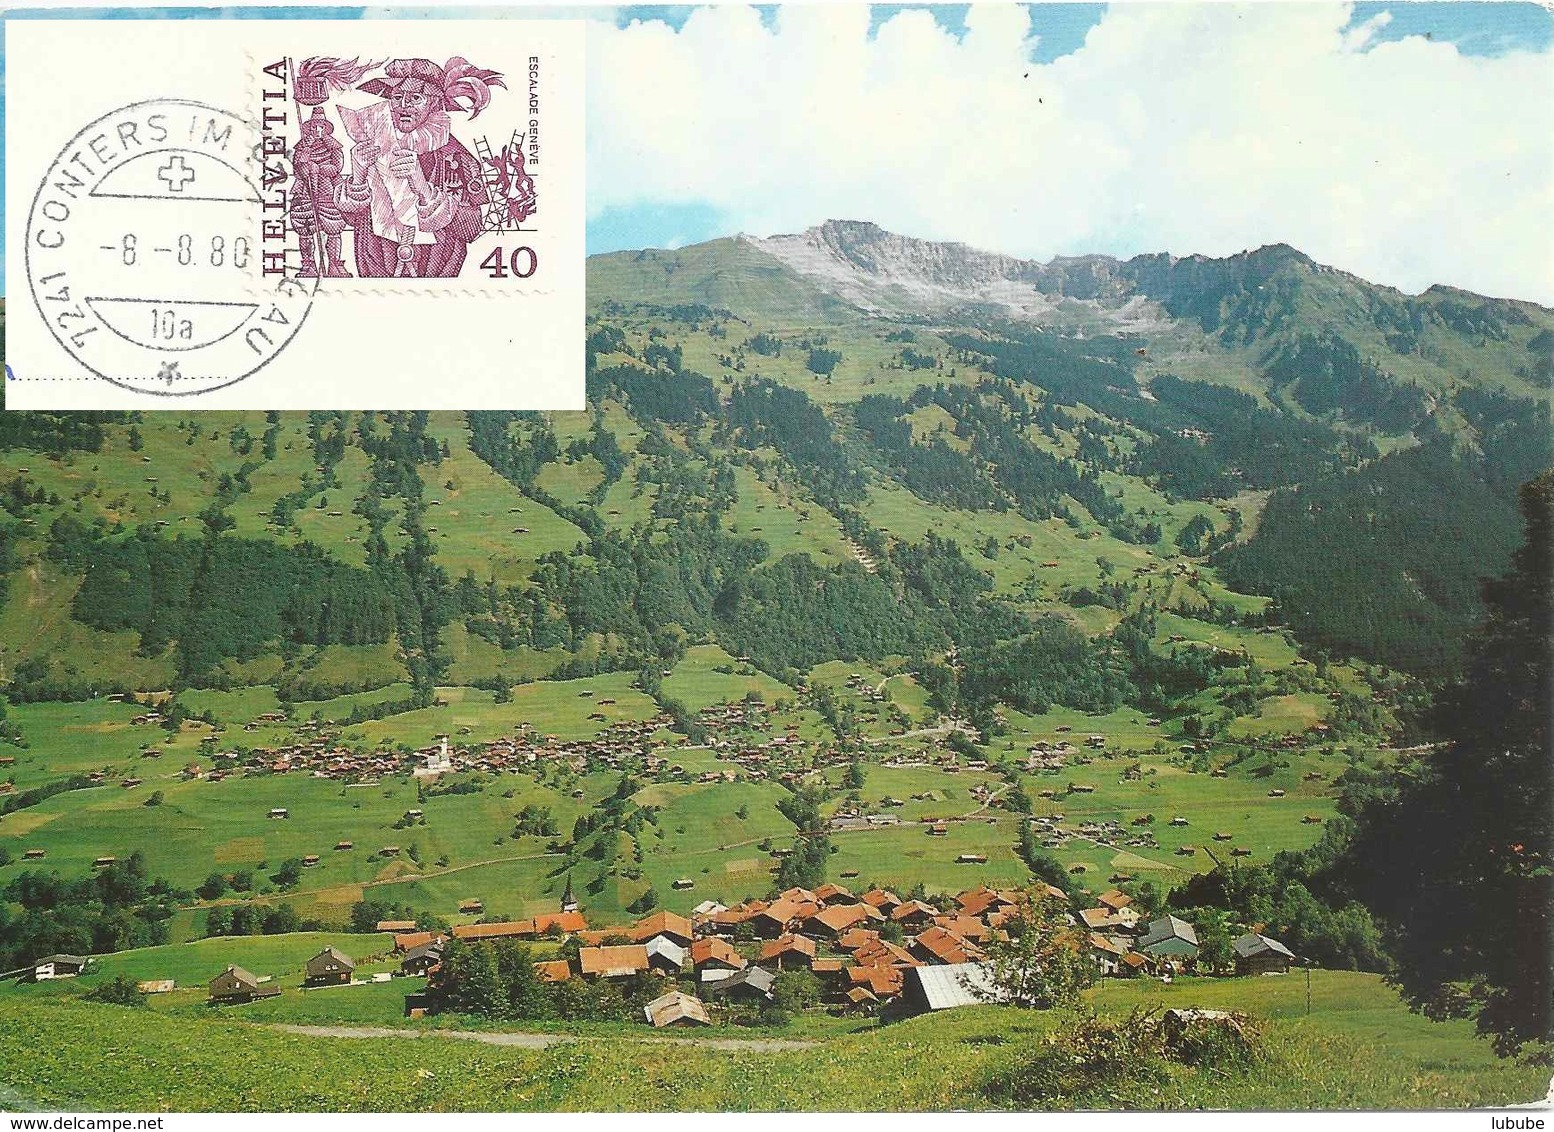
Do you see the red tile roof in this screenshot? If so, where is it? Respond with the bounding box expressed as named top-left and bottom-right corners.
top-left (853, 939), bottom-right (920, 968)
top-left (847, 964), bottom-right (903, 997)
top-left (759, 933), bottom-right (818, 962)
top-left (955, 886), bottom-right (1015, 918)
top-left (911, 925), bottom-right (983, 965)
top-left (690, 937), bottom-right (746, 970)
top-left (393, 931), bottom-right (440, 952)
top-left (535, 959), bottom-right (573, 983)
top-left (630, 910), bottom-right (694, 943)
top-left (814, 883), bottom-right (856, 904)
top-left (531, 911), bottom-right (587, 935)
top-left (933, 914), bottom-right (991, 941)
top-left (860, 888), bottom-right (903, 910)
top-left (578, 945), bottom-right (651, 977)
top-left (837, 927), bottom-right (881, 952)
top-left (1097, 888), bottom-right (1133, 911)
top-left (806, 903), bottom-right (875, 934)
top-left (452, 921), bottom-right (534, 941)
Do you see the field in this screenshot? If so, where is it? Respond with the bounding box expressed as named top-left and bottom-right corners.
top-left (0, 969), bottom-right (1542, 1111)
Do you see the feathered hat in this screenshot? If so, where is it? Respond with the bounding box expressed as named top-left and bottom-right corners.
top-left (358, 57), bottom-right (506, 119)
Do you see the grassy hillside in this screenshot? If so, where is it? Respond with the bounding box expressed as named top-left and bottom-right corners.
top-left (0, 970), bottom-right (1542, 1111)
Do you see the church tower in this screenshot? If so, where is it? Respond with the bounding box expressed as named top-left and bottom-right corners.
top-left (560, 873), bottom-right (578, 914)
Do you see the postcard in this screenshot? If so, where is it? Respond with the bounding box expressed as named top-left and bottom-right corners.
top-left (4, 19), bottom-right (585, 408)
top-left (0, 1), bottom-right (1549, 1121)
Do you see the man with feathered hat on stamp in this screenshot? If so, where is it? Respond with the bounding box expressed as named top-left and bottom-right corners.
top-left (338, 56), bottom-right (503, 278)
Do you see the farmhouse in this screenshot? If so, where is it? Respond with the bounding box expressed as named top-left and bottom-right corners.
top-left (17, 954), bottom-right (91, 981)
top-left (377, 920), bottom-right (418, 933)
top-left (578, 945), bottom-right (651, 979)
top-left (846, 963), bottom-right (904, 999)
top-left (690, 937), bottom-right (746, 973)
top-left (1138, 915), bottom-right (1200, 963)
top-left (644, 936), bottom-right (688, 973)
top-left (804, 902), bottom-right (879, 937)
top-left (891, 900), bottom-right (940, 928)
top-left (400, 941), bottom-right (446, 978)
top-left (535, 959), bottom-right (572, 983)
top-left (1234, 932), bottom-right (1296, 975)
top-left (909, 925), bottom-right (983, 966)
top-left (209, 965), bottom-right (281, 1004)
top-left (304, 946), bottom-right (356, 987)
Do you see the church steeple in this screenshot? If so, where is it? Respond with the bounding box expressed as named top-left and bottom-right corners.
top-left (561, 872), bottom-right (578, 914)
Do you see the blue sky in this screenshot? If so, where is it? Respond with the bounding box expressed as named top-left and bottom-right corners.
top-left (4, 3), bottom-right (1552, 293)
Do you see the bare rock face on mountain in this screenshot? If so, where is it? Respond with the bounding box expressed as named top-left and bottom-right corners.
top-left (748, 220), bottom-right (1155, 328)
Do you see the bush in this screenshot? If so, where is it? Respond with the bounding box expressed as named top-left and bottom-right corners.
top-left (82, 975), bottom-right (146, 1008)
top-left (983, 1007), bottom-right (1262, 1106)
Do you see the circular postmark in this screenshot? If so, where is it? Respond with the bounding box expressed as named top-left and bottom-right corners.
top-left (24, 99), bottom-right (315, 396)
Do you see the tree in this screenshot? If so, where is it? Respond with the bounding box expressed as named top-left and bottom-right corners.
top-left (1342, 472), bottom-right (1553, 1053)
top-left (198, 872), bottom-right (228, 900)
top-left (1186, 907), bottom-right (1235, 975)
top-left (981, 887), bottom-right (1094, 1009)
top-left (842, 760), bottom-right (866, 791)
top-left (204, 906), bottom-right (233, 937)
top-left (773, 968), bottom-right (821, 1014)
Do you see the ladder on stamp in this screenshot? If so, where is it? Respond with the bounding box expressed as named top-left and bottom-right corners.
top-left (473, 130), bottom-right (524, 233)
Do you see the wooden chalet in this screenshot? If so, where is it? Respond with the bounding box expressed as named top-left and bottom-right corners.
top-left (304, 947), bottom-right (355, 987)
top-left (1233, 933), bottom-right (1296, 975)
top-left (690, 937), bottom-right (746, 973)
top-left (758, 933), bottom-right (818, 970)
top-left (209, 965), bottom-right (281, 1004)
top-left (629, 910), bottom-right (694, 948)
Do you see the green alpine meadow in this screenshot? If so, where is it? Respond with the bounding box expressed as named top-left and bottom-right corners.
top-left (0, 219), bottom-right (1548, 1110)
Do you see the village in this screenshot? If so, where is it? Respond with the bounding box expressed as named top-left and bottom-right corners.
top-left (30, 875), bottom-right (1293, 1032)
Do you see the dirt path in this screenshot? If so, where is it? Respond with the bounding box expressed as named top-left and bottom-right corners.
top-left (265, 1023), bottom-right (817, 1052)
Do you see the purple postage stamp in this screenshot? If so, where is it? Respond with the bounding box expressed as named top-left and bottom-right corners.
top-left (273, 54), bottom-right (541, 282)
top-left (5, 20), bottom-right (584, 410)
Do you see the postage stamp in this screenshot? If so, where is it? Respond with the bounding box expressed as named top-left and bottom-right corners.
top-left (273, 54), bottom-right (540, 283)
top-left (4, 20), bottom-right (584, 410)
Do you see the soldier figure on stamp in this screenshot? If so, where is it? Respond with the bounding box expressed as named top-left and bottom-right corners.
top-left (290, 108), bottom-right (351, 278)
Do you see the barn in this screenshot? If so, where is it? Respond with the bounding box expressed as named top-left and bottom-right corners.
top-left (1233, 932), bottom-right (1296, 975)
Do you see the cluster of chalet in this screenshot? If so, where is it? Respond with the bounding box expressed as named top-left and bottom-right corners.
top-left (383, 882), bottom-right (1070, 1026)
top-left (1076, 889), bottom-right (1296, 977)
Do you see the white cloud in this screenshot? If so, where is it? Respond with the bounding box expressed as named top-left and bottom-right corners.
top-left (586, 3), bottom-right (1554, 303)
